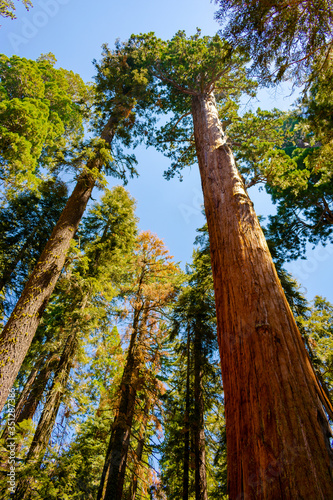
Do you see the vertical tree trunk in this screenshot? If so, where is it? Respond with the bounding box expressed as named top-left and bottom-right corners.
top-left (97, 305), bottom-right (145, 500)
top-left (193, 328), bottom-right (208, 500)
top-left (0, 111), bottom-right (130, 413)
top-left (13, 330), bottom-right (78, 500)
top-left (27, 332), bottom-right (77, 461)
top-left (191, 92), bottom-right (333, 500)
top-left (126, 399), bottom-right (150, 500)
top-left (1, 353), bottom-right (58, 441)
top-left (182, 325), bottom-right (191, 500)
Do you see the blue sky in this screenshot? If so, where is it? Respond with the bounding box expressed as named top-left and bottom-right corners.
top-left (1, 0), bottom-right (332, 304)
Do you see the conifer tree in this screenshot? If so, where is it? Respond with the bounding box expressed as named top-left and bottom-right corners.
top-left (118, 32), bottom-right (333, 499)
top-left (97, 231), bottom-right (179, 500)
top-left (0, 45), bottom-right (155, 412)
top-left (8, 186), bottom-right (137, 499)
top-left (0, 179), bottom-right (68, 316)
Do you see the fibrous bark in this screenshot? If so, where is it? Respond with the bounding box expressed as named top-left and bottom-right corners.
top-left (191, 92), bottom-right (333, 500)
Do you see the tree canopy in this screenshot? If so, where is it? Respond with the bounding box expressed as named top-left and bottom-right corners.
top-left (214, 0), bottom-right (333, 82)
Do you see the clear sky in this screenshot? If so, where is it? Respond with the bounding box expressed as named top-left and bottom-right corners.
top-left (1, 0), bottom-right (332, 304)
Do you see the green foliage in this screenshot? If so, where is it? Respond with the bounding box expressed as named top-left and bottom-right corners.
top-left (0, 179), bottom-right (68, 317)
top-left (0, 54), bottom-right (90, 198)
top-left (263, 61), bottom-right (333, 260)
top-left (120, 30), bottom-right (256, 179)
top-left (160, 235), bottom-right (227, 498)
top-left (0, 0), bottom-right (32, 20)
top-left (297, 296), bottom-right (333, 400)
top-left (214, 0), bottom-right (333, 82)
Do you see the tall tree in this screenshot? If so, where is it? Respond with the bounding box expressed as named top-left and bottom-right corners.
top-left (160, 243), bottom-right (225, 500)
top-left (0, 53), bottom-right (89, 200)
top-left (97, 231), bottom-right (179, 500)
top-left (0, 44), bottom-right (155, 412)
top-left (124, 31), bottom-right (333, 499)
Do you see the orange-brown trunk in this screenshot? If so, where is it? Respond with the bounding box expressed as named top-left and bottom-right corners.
top-left (191, 92), bottom-right (333, 500)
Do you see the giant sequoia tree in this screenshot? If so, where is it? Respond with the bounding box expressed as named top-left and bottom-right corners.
top-left (112, 32), bottom-right (333, 499)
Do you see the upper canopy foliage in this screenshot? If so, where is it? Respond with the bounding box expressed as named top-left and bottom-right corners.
top-left (214, 0), bottom-right (333, 83)
top-left (0, 53), bottom-right (90, 197)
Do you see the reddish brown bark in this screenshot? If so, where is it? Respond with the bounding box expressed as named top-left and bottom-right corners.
top-left (0, 112), bottom-right (129, 413)
top-left (191, 92), bottom-right (333, 500)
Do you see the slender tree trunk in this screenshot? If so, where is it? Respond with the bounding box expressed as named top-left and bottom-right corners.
top-left (28, 332), bottom-right (77, 460)
top-left (193, 327), bottom-right (208, 500)
top-left (182, 325), bottom-right (191, 500)
top-left (97, 304), bottom-right (147, 500)
top-left (0, 110), bottom-right (131, 412)
top-left (191, 92), bottom-right (333, 500)
top-left (1, 353), bottom-right (58, 441)
top-left (13, 330), bottom-right (77, 500)
top-left (126, 399), bottom-right (150, 500)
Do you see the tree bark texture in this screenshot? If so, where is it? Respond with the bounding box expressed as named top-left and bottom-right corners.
top-left (193, 328), bottom-right (208, 500)
top-left (191, 92), bottom-right (333, 500)
top-left (0, 112), bottom-right (127, 413)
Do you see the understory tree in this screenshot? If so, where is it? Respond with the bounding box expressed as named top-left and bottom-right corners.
top-left (97, 230), bottom-right (180, 500)
top-left (0, 185), bottom-right (137, 498)
top-left (160, 242), bottom-right (226, 500)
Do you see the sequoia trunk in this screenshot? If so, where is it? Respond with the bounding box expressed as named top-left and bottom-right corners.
top-left (191, 93), bottom-right (333, 499)
top-left (0, 112), bottom-right (128, 412)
